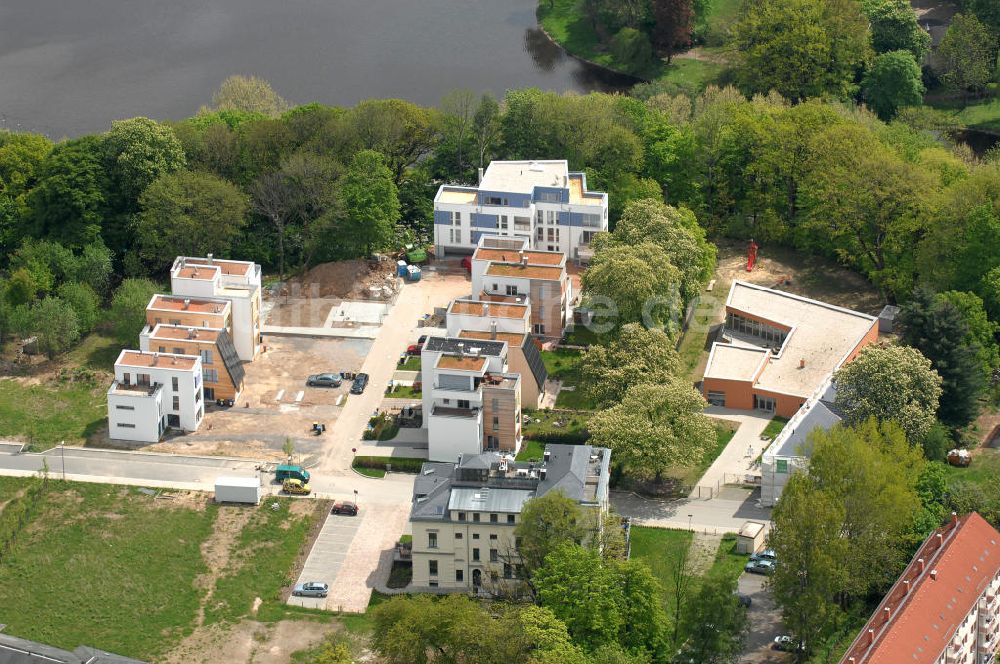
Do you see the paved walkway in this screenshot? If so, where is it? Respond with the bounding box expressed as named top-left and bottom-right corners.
top-left (262, 325), bottom-right (380, 339)
top-left (694, 407), bottom-right (773, 498)
top-left (613, 487), bottom-right (771, 534)
top-left (289, 512), bottom-right (363, 610)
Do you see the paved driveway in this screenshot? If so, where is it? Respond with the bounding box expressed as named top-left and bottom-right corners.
top-left (613, 487), bottom-right (771, 533)
top-left (289, 512), bottom-right (363, 610)
top-left (739, 572), bottom-right (790, 664)
top-left (698, 407), bottom-right (773, 498)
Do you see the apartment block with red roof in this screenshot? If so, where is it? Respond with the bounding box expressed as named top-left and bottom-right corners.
top-left (107, 350), bottom-right (204, 443)
top-left (841, 512), bottom-right (1000, 664)
top-left (140, 324), bottom-right (245, 402)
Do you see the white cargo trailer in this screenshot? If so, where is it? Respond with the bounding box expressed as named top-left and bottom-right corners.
top-left (215, 476), bottom-right (261, 505)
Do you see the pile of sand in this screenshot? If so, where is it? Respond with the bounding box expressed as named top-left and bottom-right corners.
top-left (286, 260), bottom-right (395, 299)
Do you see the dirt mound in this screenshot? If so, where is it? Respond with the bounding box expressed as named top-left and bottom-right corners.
top-left (285, 259), bottom-right (394, 299)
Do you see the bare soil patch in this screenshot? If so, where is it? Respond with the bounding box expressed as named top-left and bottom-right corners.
top-left (160, 618), bottom-right (339, 664)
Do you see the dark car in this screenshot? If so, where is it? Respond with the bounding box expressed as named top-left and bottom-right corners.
top-left (331, 501), bottom-right (359, 516)
top-left (350, 373), bottom-right (369, 394)
top-left (292, 581), bottom-right (329, 598)
top-left (307, 373), bottom-right (342, 387)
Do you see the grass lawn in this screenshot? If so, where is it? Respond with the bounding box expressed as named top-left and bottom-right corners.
top-left (397, 356), bottom-right (421, 371)
top-left (705, 533), bottom-right (748, 583)
top-left (387, 384), bottom-right (421, 399)
top-left (516, 439), bottom-right (546, 461)
top-left (562, 325), bottom-right (608, 347)
top-left (943, 447), bottom-right (1000, 486)
top-left (0, 480), bottom-right (216, 661)
top-left (929, 96), bottom-right (1000, 132)
top-left (761, 416), bottom-right (790, 441)
top-left (355, 466), bottom-right (386, 478)
top-left (629, 526), bottom-right (694, 611)
top-left (657, 56), bottom-right (727, 94)
top-left (540, 348), bottom-right (598, 410)
top-left (522, 409), bottom-right (592, 441)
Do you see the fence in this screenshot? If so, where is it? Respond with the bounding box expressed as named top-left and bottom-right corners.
top-left (692, 473), bottom-right (762, 500)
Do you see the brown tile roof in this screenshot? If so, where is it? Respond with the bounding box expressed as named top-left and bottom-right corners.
top-left (149, 295), bottom-right (229, 314)
top-left (437, 355), bottom-right (488, 372)
top-left (450, 300), bottom-right (528, 319)
top-left (118, 351), bottom-right (198, 370)
top-left (149, 326), bottom-right (220, 342)
top-left (182, 257), bottom-right (254, 276)
top-left (175, 266), bottom-right (219, 280)
top-left (459, 330), bottom-right (526, 345)
top-left (485, 263), bottom-right (563, 281)
top-left (474, 248), bottom-right (565, 266)
top-left (844, 512), bottom-right (1000, 664)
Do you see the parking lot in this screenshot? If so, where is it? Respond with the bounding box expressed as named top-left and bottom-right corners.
top-left (739, 572), bottom-right (790, 663)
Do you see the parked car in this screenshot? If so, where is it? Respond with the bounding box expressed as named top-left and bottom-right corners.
top-left (750, 548), bottom-right (777, 563)
top-left (745, 559), bottom-right (776, 575)
top-left (773, 635), bottom-right (806, 652)
top-left (275, 464), bottom-right (310, 483)
top-left (292, 581), bottom-right (329, 598)
top-left (350, 373), bottom-right (370, 394)
top-left (406, 344), bottom-right (422, 356)
top-left (735, 592), bottom-right (752, 608)
top-left (307, 373), bottom-right (342, 387)
top-left (331, 501), bottom-right (359, 516)
top-left (282, 478), bottom-right (311, 495)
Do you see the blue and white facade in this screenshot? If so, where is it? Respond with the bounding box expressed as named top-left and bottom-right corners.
top-left (433, 160), bottom-right (608, 260)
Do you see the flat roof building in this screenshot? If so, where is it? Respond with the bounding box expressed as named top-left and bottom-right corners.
top-left (140, 324), bottom-right (245, 402)
top-left (107, 350), bottom-right (204, 443)
top-left (703, 281), bottom-right (878, 418)
top-left (841, 512), bottom-right (1000, 664)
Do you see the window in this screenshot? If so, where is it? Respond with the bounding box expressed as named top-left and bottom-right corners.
top-left (472, 533), bottom-right (480, 540)
top-left (539, 192), bottom-right (561, 203)
top-left (507, 515), bottom-right (515, 524)
top-left (473, 513), bottom-right (480, 523)
top-left (452, 211), bottom-right (462, 225)
top-left (707, 391), bottom-right (726, 407)
top-left (172, 396), bottom-right (180, 411)
top-left (429, 560), bottom-right (438, 576)
top-left (158, 346), bottom-right (166, 353)
top-left (515, 537), bottom-right (523, 549)
top-left (456, 570), bottom-right (464, 582)
top-left (429, 581), bottom-right (438, 588)
top-left (473, 548), bottom-right (480, 561)
top-left (504, 563), bottom-right (513, 579)
top-left (204, 368), bottom-right (219, 383)
top-left (490, 513), bottom-right (498, 524)
top-left (458, 512), bottom-right (467, 522)
top-left (486, 435), bottom-right (499, 450)
top-left (169, 318), bottom-right (181, 325)
top-left (487, 196), bottom-right (503, 205)
top-left (581, 213), bottom-right (602, 228)
top-left (457, 399), bottom-right (470, 409)
top-left (489, 533), bottom-right (497, 540)
top-left (536, 227), bottom-right (544, 241)
top-left (201, 349), bottom-right (213, 365)
top-left (449, 228), bottom-right (462, 244)
top-left (546, 227), bottom-right (560, 242)
top-left (490, 549), bottom-right (499, 563)
top-left (499, 216), bottom-right (508, 230)
top-left (776, 459), bottom-right (789, 474)
top-left (505, 285), bottom-right (519, 296)
top-left (115, 405), bottom-right (135, 411)
top-left (533, 324), bottom-right (546, 335)
top-left (117, 423), bottom-right (136, 429)
top-left (492, 416), bottom-right (499, 432)
top-left (455, 532), bottom-right (463, 539)
top-left (137, 373), bottom-right (151, 386)
top-left (754, 395), bottom-right (776, 412)
top-left (173, 347), bottom-right (184, 355)
top-left (428, 533), bottom-right (438, 549)
top-left (155, 317), bottom-right (162, 324)
top-left (581, 230), bottom-right (598, 245)
top-left (172, 377), bottom-right (179, 391)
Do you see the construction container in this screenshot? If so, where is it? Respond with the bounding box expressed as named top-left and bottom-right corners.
top-left (396, 260), bottom-right (408, 277)
top-left (406, 265), bottom-right (422, 282)
top-left (215, 476), bottom-right (261, 505)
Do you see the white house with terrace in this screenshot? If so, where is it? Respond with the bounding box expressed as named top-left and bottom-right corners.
top-left (433, 160), bottom-right (608, 261)
top-left (107, 350), bottom-right (205, 443)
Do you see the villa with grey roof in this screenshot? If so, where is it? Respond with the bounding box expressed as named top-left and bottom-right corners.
top-left (433, 160), bottom-right (608, 261)
top-left (409, 444), bottom-right (611, 593)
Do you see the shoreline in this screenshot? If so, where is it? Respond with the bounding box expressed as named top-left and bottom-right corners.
top-left (534, 8), bottom-right (650, 84)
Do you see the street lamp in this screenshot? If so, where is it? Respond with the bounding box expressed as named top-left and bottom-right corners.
top-left (59, 441), bottom-right (65, 481)
top-left (687, 514), bottom-right (693, 532)
top-left (354, 489), bottom-right (359, 505)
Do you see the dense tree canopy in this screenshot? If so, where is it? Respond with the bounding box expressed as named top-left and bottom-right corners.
top-left (580, 323), bottom-right (680, 408)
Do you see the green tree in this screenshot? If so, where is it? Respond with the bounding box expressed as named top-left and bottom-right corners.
top-left (26, 135), bottom-right (108, 249)
top-left (337, 99), bottom-right (439, 183)
top-left (109, 278), bottom-right (159, 346)
top-left (104, 117), bottom-right (187, 204)
top-left (5, 269), bottom-right (39, 307)
top-left (732, 0), bottom-right (872, 101)
top-left (677, 573), bottom-right (748, 663)
top-left (937, 14), bottom-right (998, 99)
top-left (900, 288), bottom-right (990, 426)
top-left (981, 266), bottom-right (1000, 321)
top-left (515, 490), bottom-right (588, 575)
top-left (336, 150), bottom-right (400, 257)
top-left (534, 544), bottom-right (623, 650)
top-left (833, 343), bottom-right (942, 443)
top-left (937, 290), bottom-right (1000, 375)
top-left (863, 50), bottom-right (925, 121)
top-left (589, 381), bottom-right (716, 480)
top-left (29, 297), bottom-right (80, 358)
top-left (861, 0), bottom-right (931, 60)
top-left (583, 242), bottom-right (682, 334)
top-left (0, 132), bottom-right (52, 255)
top-left (209, 75), bottom-right (290, 116)
top-left (610, 28), bottom-right (656, 75)
top-left (652, 0), bottom-right (694, 63)
top-left (614, 559), bottom-right (669, 658)
top-left (135, 170), bottom-right (248, 274)
top-left (56, 282), bottom-right (100, 334)
top-left (471, 94), bottom-right (502, 171)
top-left (517, 605), bottom-right (589, 664)
top-left (769, 474), bottom-right (848, 652)
top-left (73, 241), bottom-right (114, 296)
top-left (580, 323), bottom-right (680, 408)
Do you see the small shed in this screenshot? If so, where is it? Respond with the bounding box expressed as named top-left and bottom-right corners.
top-left (736, 521), bottom-right (767, 554)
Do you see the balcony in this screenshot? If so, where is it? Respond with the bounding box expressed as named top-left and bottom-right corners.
top-left (432, 405), bottom-right (481, 419)
top-left (109, 380), bottom-right (162, 398)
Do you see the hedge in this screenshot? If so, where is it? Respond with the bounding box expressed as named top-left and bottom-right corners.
top-left (352, 456), bottom-right (425, 474)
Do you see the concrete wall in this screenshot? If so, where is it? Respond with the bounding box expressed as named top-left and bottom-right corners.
top-left (107, 390), bottom-right (163, 443)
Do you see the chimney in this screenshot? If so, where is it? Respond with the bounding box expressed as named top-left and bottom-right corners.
top-left (930, 569), bottom-right (938, 580)
top-left (192, 267), bottom-right (198, 277)
top-left (540, 468), bottom-right (547, 480)
top-left (918, 558), bottom-right (925, 573)
top-left (483, 302), bottom-right (489, 316)
top-left (478, 167), bottom-right (484, 184)
top-left (521, 255), bottom-right (528, 267)
top-left (152, 352), bottom-right (159, 366)
top-left (883, 607), bottom-right (891, 624)
top-left (207, 253), bottom-right (214, 264)
top-left (936, 533), bottom-right (944, 547)
top-left (188, 328), bottom-right (197, 339)
top-left (952, 512), bottom-right (959, 526)
top-left (903, 579), bottom-right (910, 594)
top-left (490, 320), bottom-right (498, 340)
top-left (183, 298), bottom-right (191, 310)
top-left (543, 450), bottom-right (551, 463)
top-left (867, 629), bottom-right (875, 645)
top-left (799, 358), bottom-right (806, 369)
top-left (172, 356), bottom-right (178, 365)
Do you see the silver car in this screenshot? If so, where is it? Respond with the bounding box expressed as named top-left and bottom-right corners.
top-left (293, 581), bottom-right (329, 597)
top-left (307, 373), bottom-right (342, 387)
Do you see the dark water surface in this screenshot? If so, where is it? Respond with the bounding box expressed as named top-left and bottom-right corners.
top-left (0, 0), bottom-right (636, 137)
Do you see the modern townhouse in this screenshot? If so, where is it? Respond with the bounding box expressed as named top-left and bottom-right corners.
top-left (409, 444), bottom-right (612, 593)
top-left (469, 236), bottom-right (573, 340)
top-left (841, 512), bottom-right (1000, 664)
top-left (433, 160), bottom-right (608, 262)
top-left (107, 350), bottom-right (204, 443)
top-left (145, 294), bottom-right (232, 333)
top-left (169, 255), bottom-right (262, 361)
top-left (445, 298), bottom-right (547, 409)
top-left (420, 337), bottom-right (522, 462)
top-left (139, 324), bottom-right (245, 402)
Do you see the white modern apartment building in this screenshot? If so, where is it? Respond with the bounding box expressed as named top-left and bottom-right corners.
top-left (409, 444), bottom-right (612, 593)
top-left (420, 337), bottom-right (522, 462)
top-left (107, 350), bottom-right (204, 443)
top-left (169, 255), bottom-right (262, 361)
top-left (433, 160), bottom-right (608, 261)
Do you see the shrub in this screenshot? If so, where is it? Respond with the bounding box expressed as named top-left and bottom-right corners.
top-left (352, 456), bottom-right (425, 473)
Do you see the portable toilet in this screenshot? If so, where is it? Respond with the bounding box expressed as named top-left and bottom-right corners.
top-left (396, 260), bottom-right (408, 277)
top-left (406, 265), bottom-right (422, 282)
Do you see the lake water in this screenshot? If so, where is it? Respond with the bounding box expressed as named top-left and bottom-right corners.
top-left (0, 0), bottom-right (637, 138)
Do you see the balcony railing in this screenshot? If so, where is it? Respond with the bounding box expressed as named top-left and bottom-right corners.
top-left (432, 405), bottom-right (481, 419)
